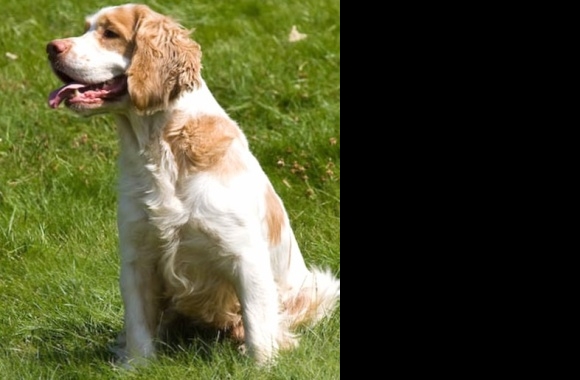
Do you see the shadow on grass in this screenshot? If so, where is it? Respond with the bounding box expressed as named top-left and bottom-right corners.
top-left (31, 317), bottom-right (241, 367)
top-left (31, 320), bottom-right (117, 367)
top-left (156, 315), bottom-right (243, 362)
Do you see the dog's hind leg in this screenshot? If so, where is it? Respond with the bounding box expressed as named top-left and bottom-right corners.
top-left (231, 248), bottom-right (283, 365)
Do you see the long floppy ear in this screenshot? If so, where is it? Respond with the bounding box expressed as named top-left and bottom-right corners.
top-left (127, 5), bottom-right (202, 113)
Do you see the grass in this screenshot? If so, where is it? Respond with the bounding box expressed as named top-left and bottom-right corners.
top-left (0, 0), bottom-right (340, 378)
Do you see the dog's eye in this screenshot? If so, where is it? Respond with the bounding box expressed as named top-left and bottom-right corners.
top-left (103, 29), bottom-right (119, 39)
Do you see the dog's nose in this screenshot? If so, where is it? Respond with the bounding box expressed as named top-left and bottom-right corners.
top-left (46, 39), bottom-right (71, 57)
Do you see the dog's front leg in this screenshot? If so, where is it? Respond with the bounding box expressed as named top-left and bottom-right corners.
top-left (116, 209), bottom-right (162, 367)
top-left (119, 255), bottom-right (161, 365)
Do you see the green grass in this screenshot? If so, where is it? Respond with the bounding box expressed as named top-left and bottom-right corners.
top-left (0, 0), bottom-right (340, 378)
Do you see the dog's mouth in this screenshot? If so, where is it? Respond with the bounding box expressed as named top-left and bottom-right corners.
top-left (48, 70), bottom-right (128, 109)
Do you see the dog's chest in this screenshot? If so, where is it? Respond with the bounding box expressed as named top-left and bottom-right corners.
top-left (120, 145), bottom-right (218, 249)
top-left (123, 148), bottom-right (187, 224)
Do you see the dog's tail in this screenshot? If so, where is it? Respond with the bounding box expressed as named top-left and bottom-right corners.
top-left (282, 267), bottom-right (340, 330)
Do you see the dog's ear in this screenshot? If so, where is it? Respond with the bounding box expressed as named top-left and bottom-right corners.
top-left (127, 5), bottom-right (202, 113)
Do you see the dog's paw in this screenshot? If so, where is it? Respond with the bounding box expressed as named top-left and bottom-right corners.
top-left (109, 348), bottom-right (154, 371)
top-left (119, 356), bottom-right (154, 370)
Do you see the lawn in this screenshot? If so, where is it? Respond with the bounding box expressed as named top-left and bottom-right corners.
top-left (0, 0), bottom-right (340, 378)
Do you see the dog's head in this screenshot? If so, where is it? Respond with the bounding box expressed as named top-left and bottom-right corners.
top-left (46, 4), bottom-right (202, 115)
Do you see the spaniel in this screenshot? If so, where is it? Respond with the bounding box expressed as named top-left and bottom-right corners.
top-left (46, 3), bottom-right (340, 367)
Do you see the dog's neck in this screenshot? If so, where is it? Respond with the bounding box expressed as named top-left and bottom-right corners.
top-left (115, 78), bottom-right (227, 152)
top-left (113, 77), bottom-right (248, 189)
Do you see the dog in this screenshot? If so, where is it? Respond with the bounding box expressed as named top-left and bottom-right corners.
top-left (46, 3), bottom-right (340, 366)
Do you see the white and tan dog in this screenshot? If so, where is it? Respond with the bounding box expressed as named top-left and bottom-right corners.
top-left (46, 3), bottom-right (340, 366)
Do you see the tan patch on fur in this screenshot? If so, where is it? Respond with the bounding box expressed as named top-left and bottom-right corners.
top-left (125, 5), bottom-right (202, 112)
top-left (283, 292), bottom-right (316, 329)
top-left (94, 6), bottom-right (140, 55)
top-left (164, 114), bottom-right (245, 175)
top-left (227, 320), bottom-right (245, 342)
top-left (265, 185), bottom-right (285, 246)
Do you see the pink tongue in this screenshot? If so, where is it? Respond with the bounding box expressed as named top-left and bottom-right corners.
top-left (48, 83), bottom-right (86, 109)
